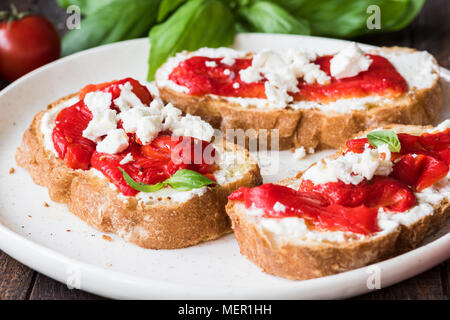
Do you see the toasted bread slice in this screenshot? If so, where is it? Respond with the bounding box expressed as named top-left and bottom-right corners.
top-left (16, 94), bottom-right (262, 249)
top-left (156, 46), bottom-right (442, 151)
top-left (226, 123), bottom-right (450, 280)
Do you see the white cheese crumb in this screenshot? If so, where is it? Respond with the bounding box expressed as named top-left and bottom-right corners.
top-left (118, 107), bottom-right (153, 133)
top-left (301, 143), bottom-right (393, 185)
top-left (232, 82), bottom-right (240, 89)
top-left (205, 60), bottom-right (217, 68)
top-left (273, 202), bottom-right (286, 213)
top-left (239, 49), bottom-right (330, 109)
top-left (82, 91), bottom-right (117, 142)
top-left (113, 82), bottom-right (147, 112)
top-left (119, 153), bottom-right (134, 165)
top-left (169, 114), bottom-right (215, 142)
top-left (293, 147), bottom-right (306, 160)
top-left (221, 56), bottom-right (235, 65)
top-left (330, 43), bottom-right (372, 79)
top-left (224, 69), bottom-right (231, 75)
top-left (96, 129), bottom-right (129, 154)
top-left (136, 116), bottom-right (163, 145)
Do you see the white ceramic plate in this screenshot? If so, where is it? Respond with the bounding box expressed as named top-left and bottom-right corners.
top-left (0, 34), bottom-right (449, 300)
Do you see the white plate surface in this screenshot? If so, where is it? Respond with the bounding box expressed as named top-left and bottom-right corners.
top-left (0, 34), bottom-right (449, 300)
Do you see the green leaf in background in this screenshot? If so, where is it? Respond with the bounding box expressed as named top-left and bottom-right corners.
top-left (148, 0), bottom-right (235, 81)
top-left (165, 169), bottom-right (217, 191)
top-left (269, 0), bottom-right (424, 38)
top-left (62, 0), bottom-right (160, 56)
top-left (388, 0), bottom-right (425, 31)
top-left (157, 0), bottom-right (187, 22)
top-left (238, 1), bottom-right (310, 35)
top-left (367, 130), bottom-right (401, 152)
top-left (56, 0), bottom-right (115, 16)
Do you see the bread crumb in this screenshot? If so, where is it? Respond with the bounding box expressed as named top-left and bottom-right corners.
top-left (27, 214), bottom-right (32, 218)
top-left (43, 202), bottom-right (50, 207)
top-left (9, 168), bottom-right (15, 174)
top-left (102, 235), bottom-right (113, 241)
top-left (105, 262), bottom-right (112, 267)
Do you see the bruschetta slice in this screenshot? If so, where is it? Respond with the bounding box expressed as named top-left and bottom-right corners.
top-left (226, 122), bottom-right (450, 280)
top-left (156, 44), bottom-right (442, 151)
top-left (16, 78), bottom-right (262, 249)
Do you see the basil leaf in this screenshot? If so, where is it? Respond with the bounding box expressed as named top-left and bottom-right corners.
top-left (147, 0), bottom-right (235, 81)
top-left (367, 130), bottom-right (401, 153)
top-left (273, 0), bottom-right (423, 38)
top-left (238, 1), bottom-right (310, 35)
top-left (120, 168), bottom-right (216, 193)
top-left (119, 168), bottom-right (165, 192)
top-left (387, 0), bottom-right (425, 31)
top-left (57, 0), bottom-right (116, 16)
top-left (165, 169), bottom-right (217, 191)
top-left (157, 0), bottom-right (187, 22)
top-left (62, 0), bottom-right (160, 56)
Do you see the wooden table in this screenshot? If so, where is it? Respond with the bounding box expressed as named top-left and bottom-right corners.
top-left (0, 0), bottom-right (449, 300)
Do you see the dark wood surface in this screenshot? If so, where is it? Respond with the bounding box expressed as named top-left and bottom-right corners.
top-left (0, 0), bottom-right (449, 300)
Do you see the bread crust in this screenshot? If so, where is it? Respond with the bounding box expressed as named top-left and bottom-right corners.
top-left (156, 47), bottom-right (442, 151)
top-left (16, 95), bottom-right (263, 249)
top-left (225, 123), bottom-right (450, 280)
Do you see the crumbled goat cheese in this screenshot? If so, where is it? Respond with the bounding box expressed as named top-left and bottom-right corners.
top-left (169, 114), bottom-right (215, 142)
top-left (239, 49), bottom-right (330, 109)
top-left (301, 143), bottom-right (393, 185)
top-left (113, 82), bottom-right (146, 112)
top-left (136, 115), bottom-right (163, 145)
top-left (82, 91), bottom-right (117, 142)
top-left (118, 106), bottom-right (153, 133)
top-left (96, 129), bottom-right (129, 154)
top-left (330, 43), bottom-right (372, 79)
top-left (81, 80), bottom-right (214, 154)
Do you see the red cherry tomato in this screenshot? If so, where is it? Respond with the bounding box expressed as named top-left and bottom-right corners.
top-left (0, 14), bottom-right (60, 82)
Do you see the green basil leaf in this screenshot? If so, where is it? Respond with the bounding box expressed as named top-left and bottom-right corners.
top-left (62, 0), bottom-right (160, 56)
top-left (157, 0), bottom-right (187, 22)
top-left (367, 130), bottom-right (401, 153)
top-left (387, 0), bottom-right (425, 31)
top-left (120, 168), bottom-right (216, 193)
top-left (238, 1), bottom-right (310, 35)
top-left (57, 0), bottom-right (116, 16)
top-left (165, 169), bottom-right (217, 191)
top-left (147, 0), bottom-right (235, 81)
top-left (119, 168), bottom-right (165, 192)
top-left (274, 0), bottom-right (423, 38)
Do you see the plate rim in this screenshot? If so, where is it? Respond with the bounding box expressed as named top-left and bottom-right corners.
top-left (0, 34), bottom-right (449, 299)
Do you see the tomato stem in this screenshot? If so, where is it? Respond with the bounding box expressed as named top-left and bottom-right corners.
top-left (0, 4), bottom-right (31, 24)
